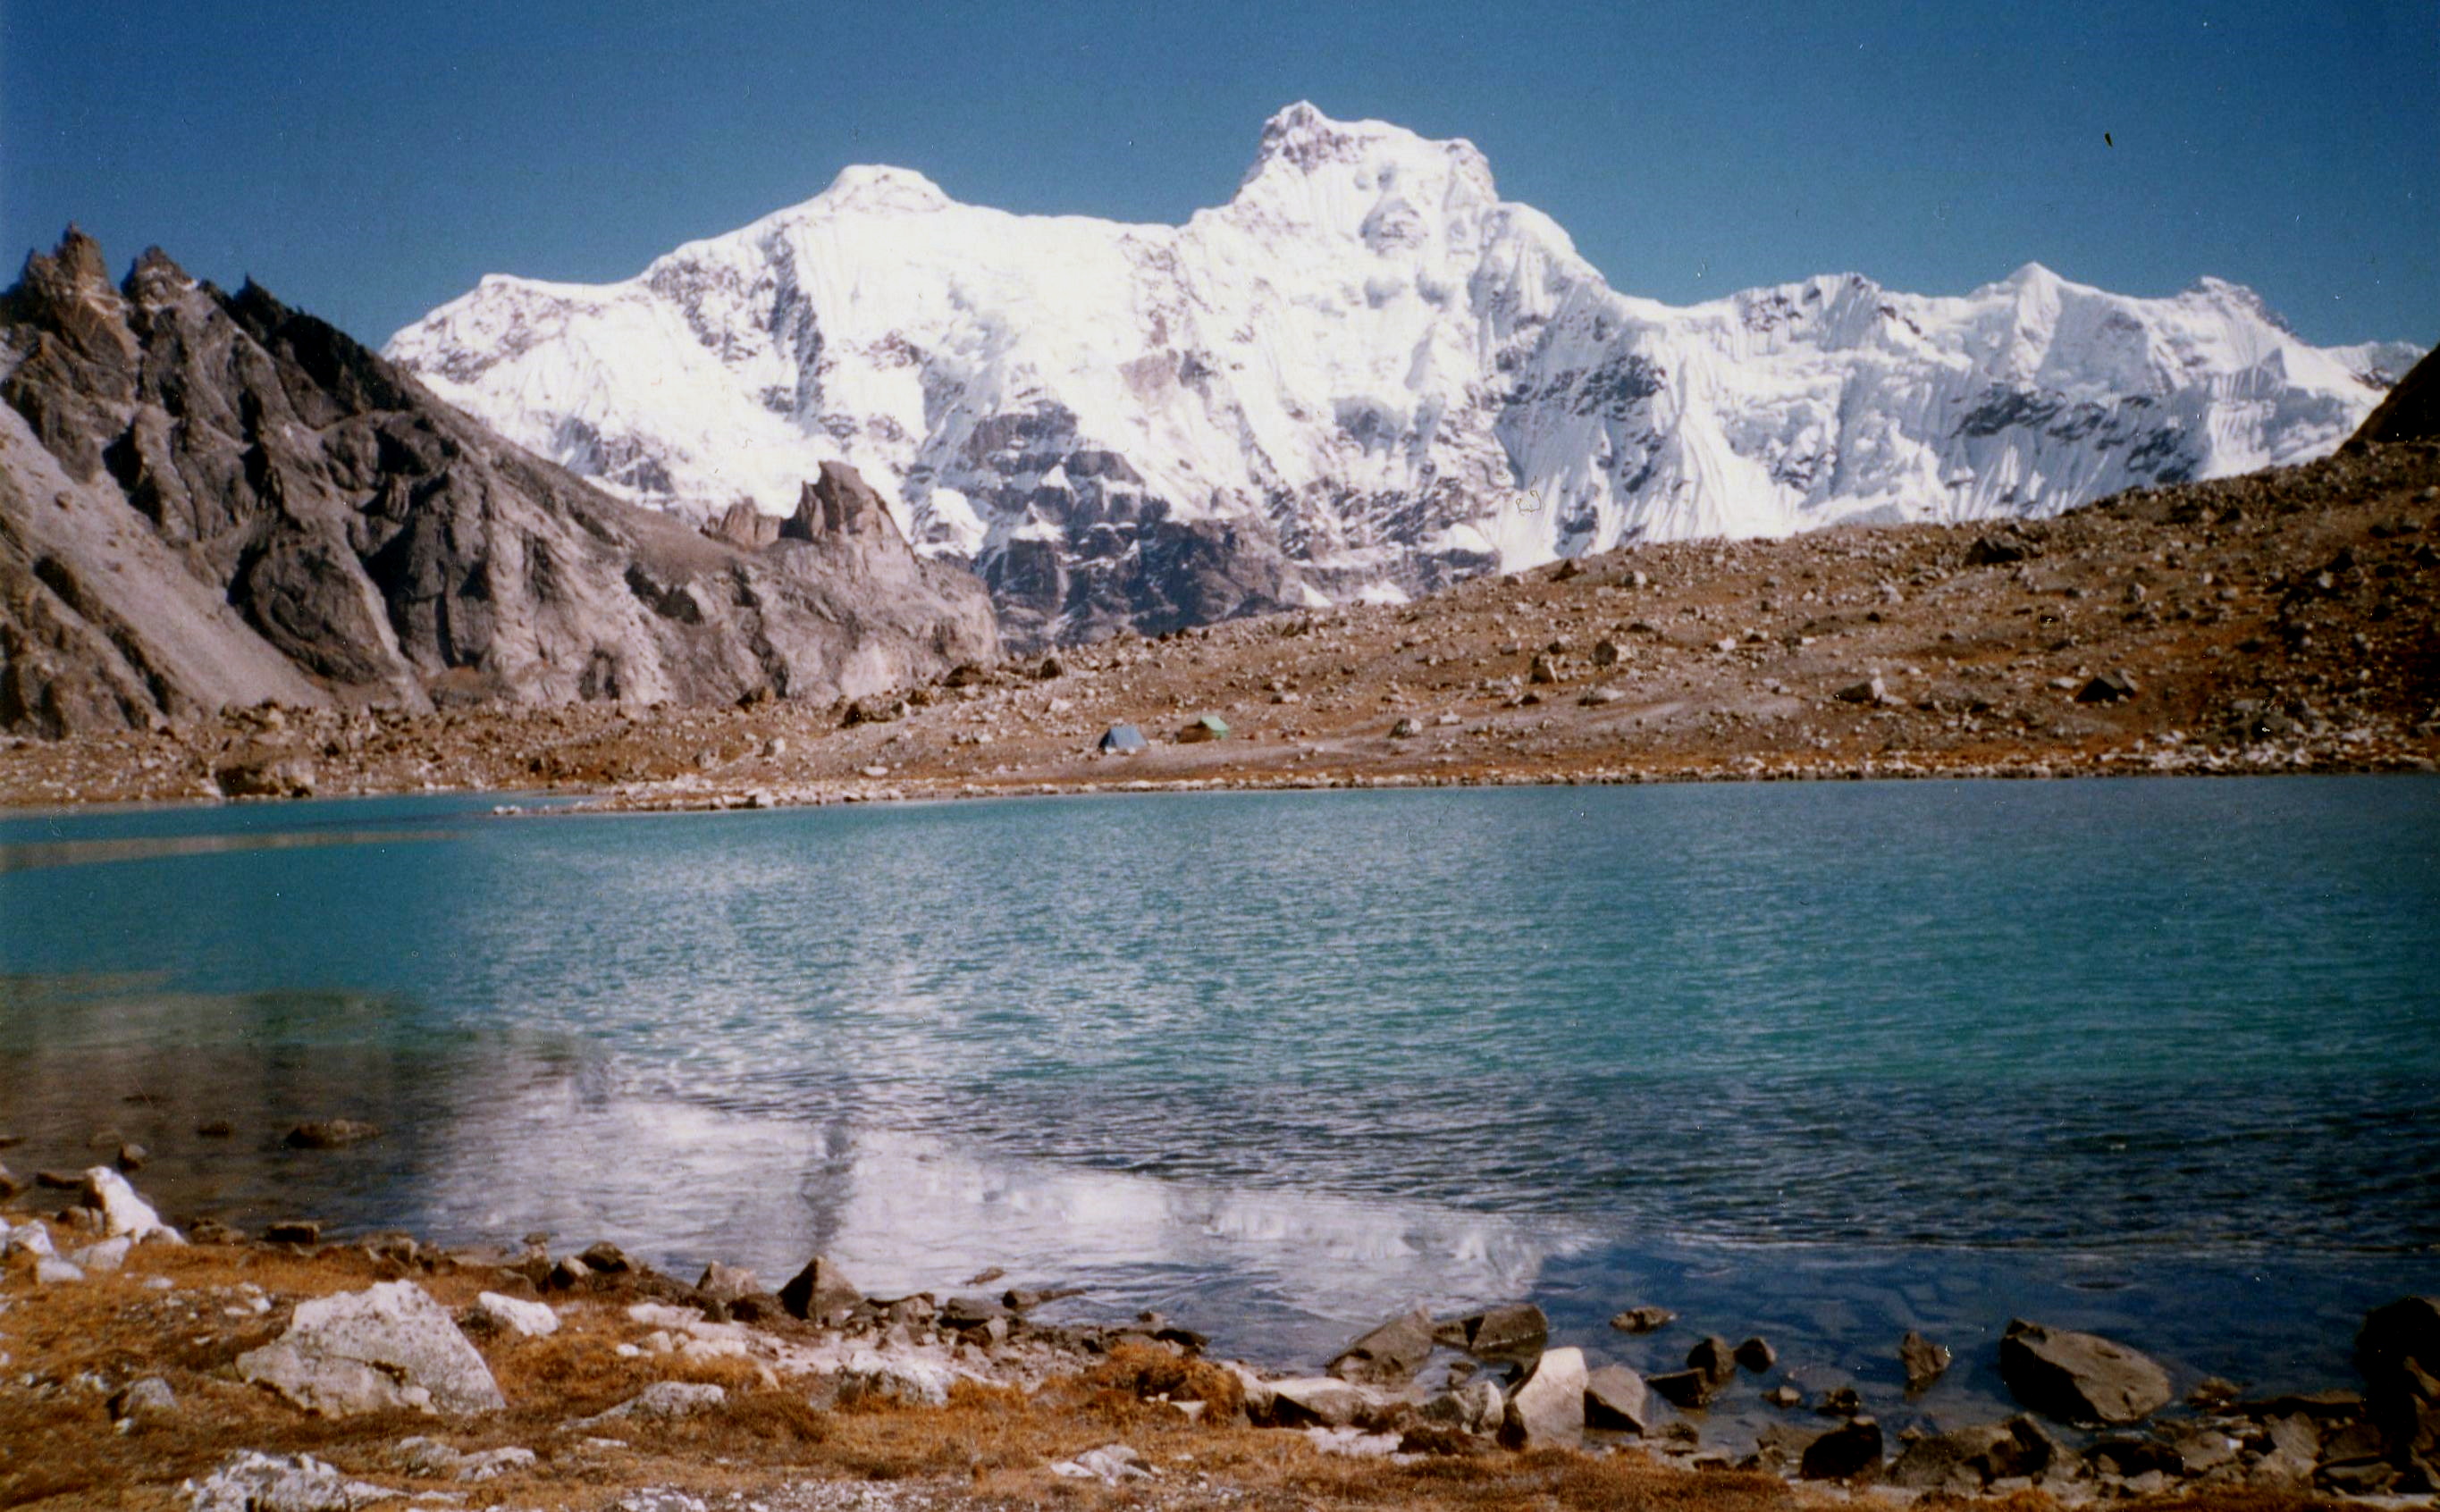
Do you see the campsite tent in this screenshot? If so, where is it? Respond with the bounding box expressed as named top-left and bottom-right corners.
top-left (1098, 724), bottom-right (1148, 754)
top-left (1176, 715), bottom-right (1230, 743)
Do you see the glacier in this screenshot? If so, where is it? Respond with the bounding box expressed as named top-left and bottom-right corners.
top-left (387, 102), bottom-right (2422, 646)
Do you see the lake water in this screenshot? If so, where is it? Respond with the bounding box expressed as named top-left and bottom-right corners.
top-left (3, 778), bottom-right (2435, 1434)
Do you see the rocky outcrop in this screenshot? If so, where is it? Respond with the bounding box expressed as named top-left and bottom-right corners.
top-left (2351, 344), bottom-right (2440, 445)
top-left (0, 230), bottom-right (997, 736)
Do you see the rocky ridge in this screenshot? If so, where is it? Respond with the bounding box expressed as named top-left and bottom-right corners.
top-left (0, 229), bottom-right (997, 737)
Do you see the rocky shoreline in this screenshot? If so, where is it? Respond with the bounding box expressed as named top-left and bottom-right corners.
top-left (3, 1165), bottom-right (2434, 1510)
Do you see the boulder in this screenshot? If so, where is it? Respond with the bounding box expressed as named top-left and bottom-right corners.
top-left (392, 1437), bottom-right (536, 1482)
top-left (695, 1262), bottom-right (761, 1303)
top-left (215, 749), bottom-right (317, 799)
top-left (108, 1376), bottom-right (177, 1423)
top-left (237, 1280), bottom-right (506, 1415)
top-left (837, 1350), bottom-right (955, 1407)
top-left (1266, 1376), bottom-right (1380, 1429)
top-left (1685, 1334), bottom-right (1737, 1388)
top-left (1998, 1318), bottom-right (2171, 1425)
top-left (937, 1294), bottom-right (1013, 1331)
top-left (283, 1120), bottom-right (380, 1150)
top-left (35, 1256), bottom-right (84, 1284)
top-left (183, 1451), bottom-right (393, 1512)
top-left (1889, 1417), bottom-right (2057, 1491)
top-left (1899, 1329), bottom-right (1952, 1391)
top-left (572, 1381), bottom-right (725, 1427)
top-left (777, 1254), bottom-right (862, 1323)
top-left (79, 1166), bottom-right (180, 1243)
top-left (1420, 1378), bottom-right (1504, 1435)
top-left (1733, 1336), bottom-right (1776, 1373)
top-left (1328, 1306), bottom-right (1436, 1386)
top-left (1609, 1306), bottom-right (1675, 1333)
top-left (1500, 1347), bottom-right (1587, 1449)
top-left (1433, 1302), bottom-right (1548, 1358)
top-left (1799, 1417), bottom-right (1885, 1481)
top-left (467, 1291), bottom-right (559, 1339)
top-left (1585, 1364), bottom-right (1649, 1432)
top-left (68, 1236), bottom-right (131, 1273)
top-left (576, 1240), bottom-right (634, 1273)
top-left (1648, 1369), bottom-right (1718, 1410)
top-left (1051, 1444), bottom-right (1153, 1483)
top-left (2075, 669), bottom-right (2140, 703)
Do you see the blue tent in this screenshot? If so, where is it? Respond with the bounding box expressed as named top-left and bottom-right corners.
top-left (1098, 723), bottom-right (1148, 754)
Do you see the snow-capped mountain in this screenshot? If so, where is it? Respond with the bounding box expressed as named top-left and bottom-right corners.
top-left (388, 102), bottom-right (2421, 645)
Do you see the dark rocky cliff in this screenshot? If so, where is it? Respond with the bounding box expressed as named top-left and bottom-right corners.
top-left (0, 230), bottom-right (997, 736)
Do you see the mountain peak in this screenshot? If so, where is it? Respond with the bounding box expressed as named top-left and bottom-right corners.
top-left (1243, 102), bottom-right (1493, 193)
top-left (2188, 275), bottom-right (2294, 334)
top-left (814, 164), bottom-right (953, 215)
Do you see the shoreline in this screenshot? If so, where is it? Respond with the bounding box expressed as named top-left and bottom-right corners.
top-left (5, 441), bottom-right (2436, 812)
top-left (3, 1171), bottom-right (2434, 1510)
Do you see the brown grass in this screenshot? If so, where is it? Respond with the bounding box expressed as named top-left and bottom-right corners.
top-left (0, 1232), bottom-right (2370, 1511)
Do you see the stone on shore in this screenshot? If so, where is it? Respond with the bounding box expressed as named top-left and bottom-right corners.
top-left (467, 1291), bottom-right (559, 1339)
top-left (1648, 1368), bottom-right (1719, 1410)
top-left (1799, 1417), bottom-right (1885, 1480)
top-left (80, 1166), bottom-right (181, 1243)
top-left (1998, 1318), bottom-right (2172, 1425)
top-left (1888, 1416), bottom-right (2058, 1492)
top-left (1585, 1364), bottom-right (1650, 1432)
top-left (1328, 1306), bottom-right (1436, 1386)
top-left (3, 1220), bottom-right (55, 1258)
top-left (1733, 1336), bottom-right (1776, 1373)
top-left (237, 1280), bottom-right (506, 1415)
top-left (837, 1349), bottom-right (955, 1407)
top-left (1500, 1346), bottom-right (1588, 1449)
top-left (778, 1254), bottom-right (862, 1323)
top-left (1266, 1376), bottom-right (1382, 1430)
top-left (35, 1256), bottom-right (84, 1285)
top-left (1433, 1302), bottom-right (1548, 1358)
top-left (1420, 1378), bottom-right (1504, 1435)
top-left (184, 1450), bottom-right (393, 1512)
top-left (1687, 1334), bottom-right (1738, 1388)
top-left (1899, 1329), bottom-right (1952, 1391)
top-left (696, 1261), bottom-right (761, 1303)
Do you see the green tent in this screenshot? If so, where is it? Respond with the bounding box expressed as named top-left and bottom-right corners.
top-left (1176, 715), bottom-right (1230, 743)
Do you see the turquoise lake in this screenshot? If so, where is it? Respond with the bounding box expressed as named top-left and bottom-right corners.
top-left (3, 777), bottom-right (2435, 1431)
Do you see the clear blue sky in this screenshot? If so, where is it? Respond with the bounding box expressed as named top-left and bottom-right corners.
top-left (5, 1), bottom-right (2433, 349)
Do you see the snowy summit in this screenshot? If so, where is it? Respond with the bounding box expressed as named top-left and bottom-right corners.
top-left (387, 104), bottom-right (2419, 644)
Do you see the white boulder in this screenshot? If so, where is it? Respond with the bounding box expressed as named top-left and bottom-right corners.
top-left (237, 1280), bottom-right (506, 1416)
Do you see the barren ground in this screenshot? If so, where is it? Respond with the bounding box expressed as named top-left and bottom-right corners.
top-left (3, 443), bottom-right (2435, 812)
